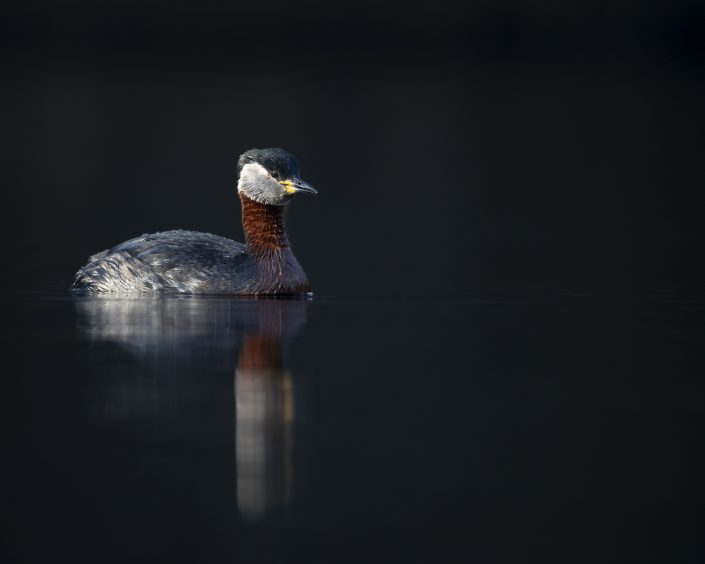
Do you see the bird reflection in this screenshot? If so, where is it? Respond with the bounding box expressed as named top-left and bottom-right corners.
top-left (235, 322), bottom-right (295, 520)
top-left (74, 296), bottom-right (308, 521)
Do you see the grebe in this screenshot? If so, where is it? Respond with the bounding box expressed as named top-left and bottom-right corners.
top-left (72, 148), bottom-right (317, 295)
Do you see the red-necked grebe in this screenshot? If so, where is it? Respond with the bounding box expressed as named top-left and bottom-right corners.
top-left (72, 148), bottom-right (317, 295)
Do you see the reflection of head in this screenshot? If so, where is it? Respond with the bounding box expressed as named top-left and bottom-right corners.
top-left (228, 300), bottom-right (305, 521)
top-left (236, 365), bottom-right (294, 521)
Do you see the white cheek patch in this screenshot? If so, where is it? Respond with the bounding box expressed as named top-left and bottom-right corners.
top-left (238, 162), bottom-right (270, 188)
top-left (237, 162), bottom-right (282, 205)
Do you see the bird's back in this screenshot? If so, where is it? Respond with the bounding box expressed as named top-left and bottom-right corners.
top-left (73, 230), bottom-right (248, 293)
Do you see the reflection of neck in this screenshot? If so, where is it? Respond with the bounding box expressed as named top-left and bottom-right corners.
top-left (238, 334), bottom-right (282, 371)
top-left (240, 194), bottom-right (289, 258)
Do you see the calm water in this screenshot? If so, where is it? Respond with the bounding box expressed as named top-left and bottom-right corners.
top-left (3, 291), bottom-right (704, 563)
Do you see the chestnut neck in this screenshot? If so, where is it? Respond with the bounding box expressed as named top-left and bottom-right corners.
top-left (240, 194), bottom-right (290, 257)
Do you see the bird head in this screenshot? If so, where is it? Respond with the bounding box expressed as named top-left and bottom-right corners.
top-left (237, 148), bottom-right (317, 206)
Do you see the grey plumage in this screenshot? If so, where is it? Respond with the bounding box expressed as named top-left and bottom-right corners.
top-left (73, 230), bottom-right (251, 294)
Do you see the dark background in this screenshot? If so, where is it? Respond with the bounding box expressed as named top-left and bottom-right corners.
top-left (2, 4), bottom-right (705, 563)
top-left (2, 0), bottom-right (704, 295)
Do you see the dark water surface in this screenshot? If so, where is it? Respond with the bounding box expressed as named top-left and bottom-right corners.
top-left (3, 292), bottom-right (704, 563)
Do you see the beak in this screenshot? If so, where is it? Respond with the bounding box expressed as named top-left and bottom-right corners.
top-left (281, 178), bottom-right (318, 195)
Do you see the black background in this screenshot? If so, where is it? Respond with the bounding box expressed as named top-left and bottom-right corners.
top-left (2, 4), bottom-right (705, 563)
top-left (2, 0), bottom-right (704, 295)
